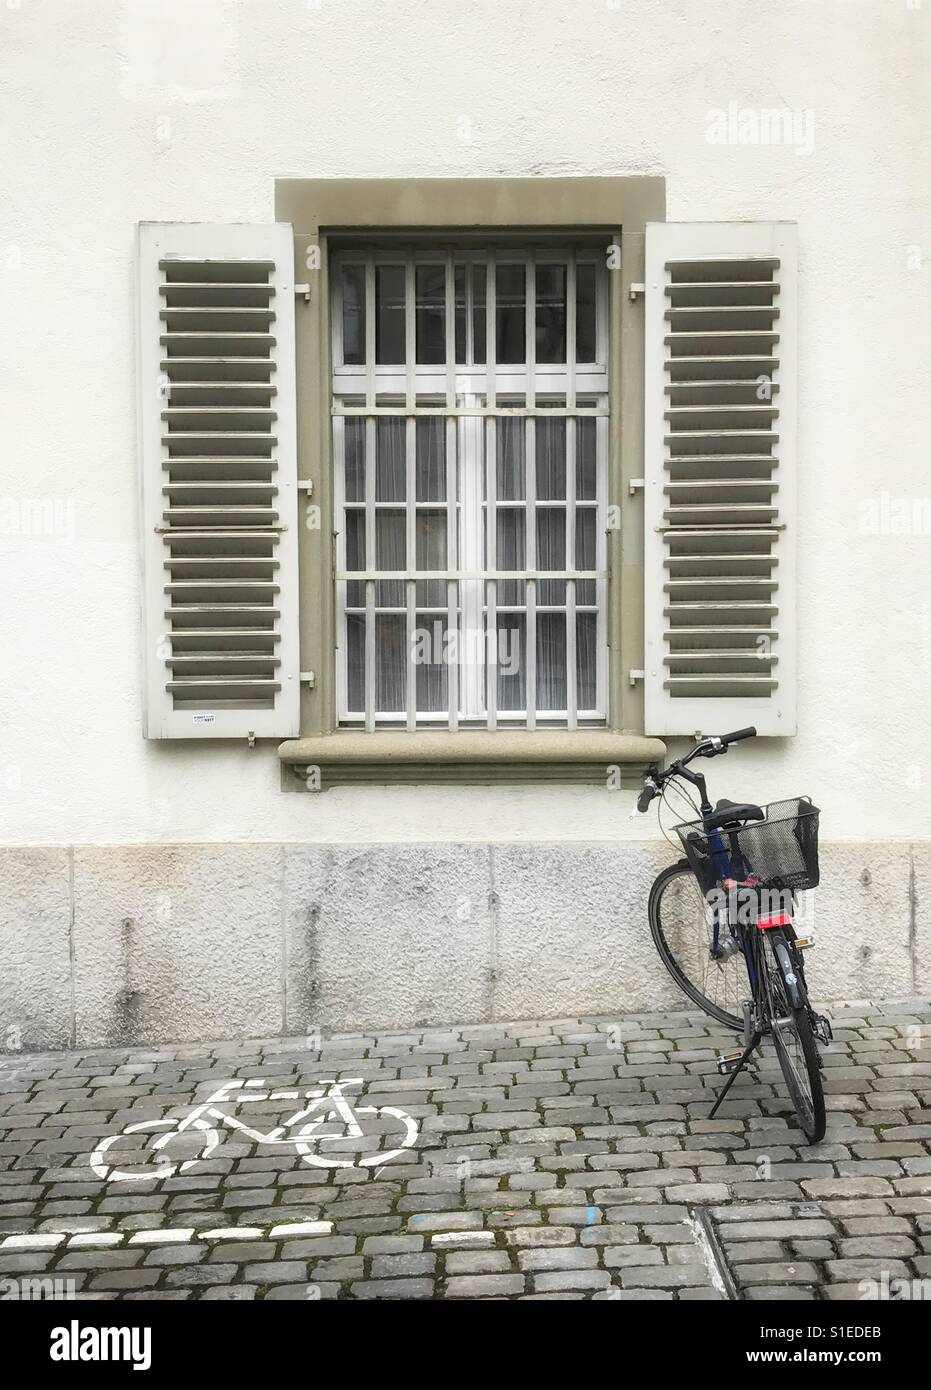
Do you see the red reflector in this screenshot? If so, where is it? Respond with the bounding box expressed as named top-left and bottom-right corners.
top-left (757, 913), bottom-right (791, 930)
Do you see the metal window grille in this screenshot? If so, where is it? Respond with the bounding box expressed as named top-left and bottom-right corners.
top-left (331, 241), bottom-right (610, 731)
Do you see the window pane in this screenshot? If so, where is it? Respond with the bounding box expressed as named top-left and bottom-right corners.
top-left (536, 508), bottom-right (566, 605)
top-left (344, 417), bottom-right (366, 502)
top-left (345, 509), bottom-right (366, 606)
top-left (415, 613), bottom-right (448, 712)
top-left (496, 418), bottom-right (525, 500)
top-left (346, 509), bottom-right (366, 566)
top-left (497, 507), bottom-right (525, 569)
top-left (416, 510), bottom-right (446, 569)
top-left (576, 262), bottom-right (596, 362)
top-left (375, 265), bottom-right (405, 364)
top-left (536, 417), bottom-right (566, 500)
top-left (536, 509), bottom-right (566, 570)
top-left (416, 510), bottom-right (447, 607)
top-left (537, 612), bottom-right (567, 712)
top-left (576, 611), bottom-right (597, 710)
top-left (496, 578), bottom-right (526, 608)
top-left (575, 507), bottom-right (596, 569)
top-left (576, 417), bottom-right (596, 500)
top-left (575, 507), bottom-right (596, 605)
top-left (375, 510), bottom-right (405, 569)
top-left (341, 264), bottom-right (365, 366)
top-left (472, 263), bottom-right (486, 365)
top-left (416, 418), bottom-right (446, 501)
top-left (454, 265), bottom-right (466, 364)
top-left (416, 264), bottom-right (445, 365)
top-left (496, 613), bottom-right (526, 711)
top-left (497, 504), bottom-right (525, 608)
top-left (375, 510), bottom-right (405, 607)
top-left (536, 264), bottom-right (566, 364)
top-left (376, 418), bottom-right (405, 502)
top-left (375, 613), bottom-right (406, 711)
top-left (496, 264), bottom-right (525, 364)
top-left (346, 613), bottom-right (366, 711)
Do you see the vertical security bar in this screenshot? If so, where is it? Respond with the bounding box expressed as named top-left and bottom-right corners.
top-left (525, 250), bottom-right (537, 729)
top-left (445, 250), bottom-right (459, 732)
top-left (405, 252), bottom-right (417, 730)
top-left (596, 409), bottom-right (609, 720)
top-left (364, 257), bottom-right (377, 731)
top-left (565, 249), bottom-right (578, 728)
top-left (485, 250), bottom-right (497, 730)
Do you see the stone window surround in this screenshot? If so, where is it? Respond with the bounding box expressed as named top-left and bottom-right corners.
top-left (273, 177), bottom-right (667, 787)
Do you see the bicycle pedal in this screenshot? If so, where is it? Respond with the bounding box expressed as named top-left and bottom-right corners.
top-left (813, 1014), bottom-right (833, 1045)
top-left (717, 1051), bottom-right (744, 1075)
top-left (793, 937), bottom-right (815, 950)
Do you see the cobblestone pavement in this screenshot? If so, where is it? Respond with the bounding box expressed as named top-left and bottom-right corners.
top-left (1, 999), bottom-right (930, 1301)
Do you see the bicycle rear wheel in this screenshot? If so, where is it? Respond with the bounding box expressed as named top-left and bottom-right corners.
top-left (649, 861), bottom-right (746, 1030)
top-left (761, 933), bottom-right (825, 1143)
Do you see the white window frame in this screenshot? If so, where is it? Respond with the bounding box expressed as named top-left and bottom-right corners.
top-left (330, 240), bottom-right (611, 732)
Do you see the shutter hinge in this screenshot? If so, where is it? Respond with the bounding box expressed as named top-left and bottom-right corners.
top-left (300, 671), bottom-right (316, 687)
top-left (294, 283), bottom-right (311, 302)
top-left (297, 480), bottom-right (314, 495)
top-left (629, 478), bottom-right (645, 495)
top-left (628, 669), bottom-right (645, 687)
top-left (629, 282), bottom-right (645, 301)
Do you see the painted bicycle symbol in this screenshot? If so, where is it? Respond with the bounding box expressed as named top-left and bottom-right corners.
top-left (89, 1077), bottom-right (418, 1180)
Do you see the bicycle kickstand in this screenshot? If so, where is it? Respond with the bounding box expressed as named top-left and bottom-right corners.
top-left (709, 1031), bottom-right (762, 1119)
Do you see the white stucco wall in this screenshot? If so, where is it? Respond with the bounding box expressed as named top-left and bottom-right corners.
top-left (1, 0), bottom-right (929, 848)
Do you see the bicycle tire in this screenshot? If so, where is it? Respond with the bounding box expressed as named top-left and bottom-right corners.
top-left (761, 934), bottom-right (826, 1143)
top-left (649, 861), bottom-right (745, 1031)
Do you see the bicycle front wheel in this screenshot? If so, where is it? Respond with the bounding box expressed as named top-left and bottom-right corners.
top-left (762, 933), bottom-right (826, 1143)
top-left (649, 861), bottom-right (746, 1030)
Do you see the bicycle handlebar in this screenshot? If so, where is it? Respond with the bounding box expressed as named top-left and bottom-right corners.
top-left (635, 727), bottom-right (757, 812)
top-left (720, 726), bottom-right (757, 746)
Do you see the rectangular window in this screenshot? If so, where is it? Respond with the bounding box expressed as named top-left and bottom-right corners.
top-left (331, 242), bottom-right (609, 731)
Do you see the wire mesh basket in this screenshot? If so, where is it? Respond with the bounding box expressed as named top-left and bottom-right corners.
top-left (675, 797), bottom-right (820, 897)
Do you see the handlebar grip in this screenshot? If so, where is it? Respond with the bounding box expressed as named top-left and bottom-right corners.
top-left (637, 785), bottom-right (657, 813)
top-left (720, 726), bottom-right (757, 746)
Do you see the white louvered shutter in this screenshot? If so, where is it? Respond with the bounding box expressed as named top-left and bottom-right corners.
top-left (643, 222), bottom-right (797, 737)
top-left (137, 223), bottom-right (300, 739)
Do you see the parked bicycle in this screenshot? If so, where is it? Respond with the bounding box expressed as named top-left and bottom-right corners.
top-left (638, 727), bottom-right (830, 1142)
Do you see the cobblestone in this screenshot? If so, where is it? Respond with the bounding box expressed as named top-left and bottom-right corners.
top-left (2, 1000), bottom-right (930, 1300)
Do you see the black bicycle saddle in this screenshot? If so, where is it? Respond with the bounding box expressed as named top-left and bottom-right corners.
top-left (705, 798), bottom-right (765, 830)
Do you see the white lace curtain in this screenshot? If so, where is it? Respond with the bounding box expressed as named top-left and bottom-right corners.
top-left (349, 415), bottom-right (587, 715)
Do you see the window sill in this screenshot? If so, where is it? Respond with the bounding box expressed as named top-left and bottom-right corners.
top-left (277, 730), bottom-right (666, 790)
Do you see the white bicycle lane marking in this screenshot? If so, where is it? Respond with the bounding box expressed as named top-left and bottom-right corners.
top-left (89, 1077), bottom-right (420, 1181)
top-left (0, 1220), bottom-right (334, 1253)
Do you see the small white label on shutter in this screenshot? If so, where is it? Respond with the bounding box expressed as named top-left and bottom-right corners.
top-left (192, 713), bottom-right (216, 726)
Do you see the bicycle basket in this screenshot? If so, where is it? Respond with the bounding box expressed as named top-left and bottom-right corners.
top-left (675, 797), bottom-right (820, 897)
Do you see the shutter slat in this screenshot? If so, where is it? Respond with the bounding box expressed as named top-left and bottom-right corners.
top-left (138, 223), bottom-right (300, 738)
top-left (644, 222), bottom-right (797, 736)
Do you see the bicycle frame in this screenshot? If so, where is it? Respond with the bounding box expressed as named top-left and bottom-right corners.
top-left (664, 760), bottom-right (756, 982)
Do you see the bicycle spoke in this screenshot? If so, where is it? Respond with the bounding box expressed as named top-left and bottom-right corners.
top-left (652, 866), bottom-right (747, 1029)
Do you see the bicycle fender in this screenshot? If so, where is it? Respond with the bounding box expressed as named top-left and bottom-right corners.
top-left (771, 937), bottom-right (803, 1009)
